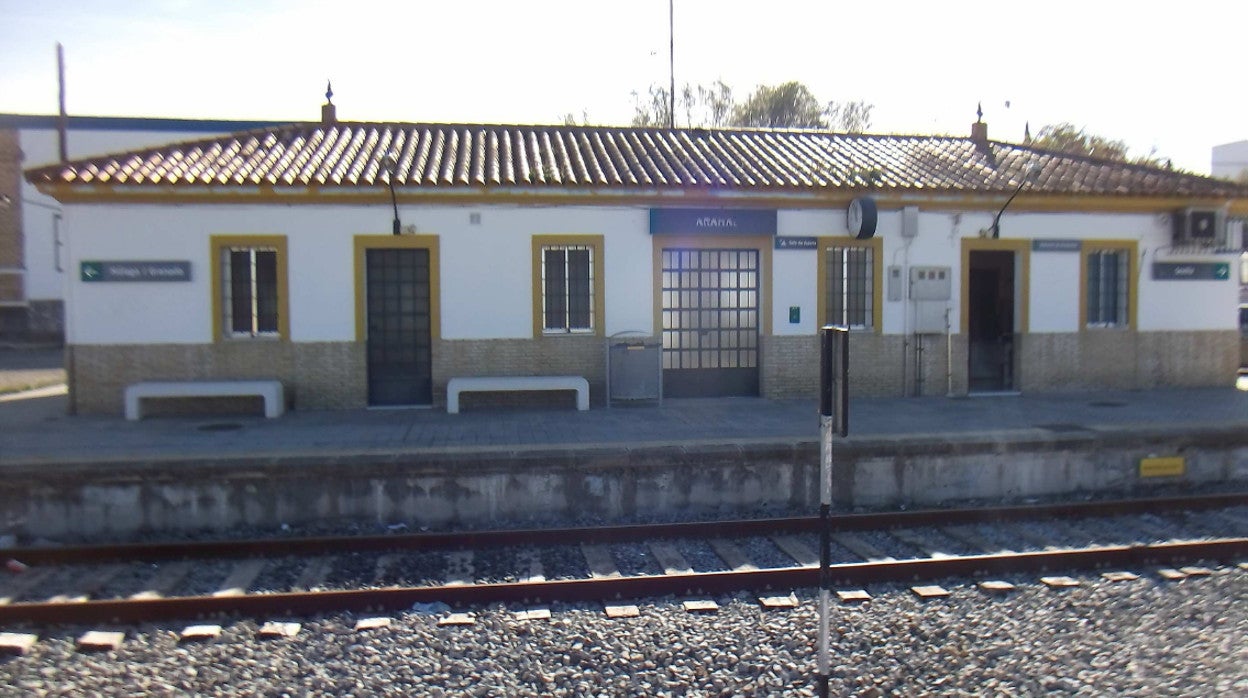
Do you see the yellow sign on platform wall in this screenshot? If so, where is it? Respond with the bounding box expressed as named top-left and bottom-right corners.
top-left (1139, 456), bottom-right (1186, 478)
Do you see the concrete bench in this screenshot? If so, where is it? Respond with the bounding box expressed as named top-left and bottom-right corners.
top-left (124, 380), bottom-right (285, 421)
top-left (446, 376), bottom-right (589, 414)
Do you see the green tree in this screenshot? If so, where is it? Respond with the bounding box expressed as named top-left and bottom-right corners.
top-left (561, 110), bottom-right (592, 126)
top-left (630, 80), bottom-right (734, 128)
top-left (1031, 123), bottom-right (1166, 166)
top-left (824, 100), bottom-right (874, 133)
top-left (630, 85), bottom-right (673, 128)
top-left (686, 80), bottom-right (734, 128)
top-left (627, 80), bottom-right (873, 133)
top-left (730, 81), bottom-right (826, 128)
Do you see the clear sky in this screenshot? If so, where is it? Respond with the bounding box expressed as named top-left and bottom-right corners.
top-left (0, 0), bottom-right (1243, 174)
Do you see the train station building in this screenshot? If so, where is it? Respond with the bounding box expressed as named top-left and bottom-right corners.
top-left (24, 105), bottom-right (1248, 415)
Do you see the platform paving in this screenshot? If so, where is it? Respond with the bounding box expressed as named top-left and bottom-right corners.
top-left (0, 345), bottom-right (1245, 466)
top-left (2, 373), bottom-right (1246, 466)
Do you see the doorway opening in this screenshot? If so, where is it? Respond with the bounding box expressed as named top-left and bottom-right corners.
top-left (967, 250), bottom-right (1018, 393)
top-left (660, 248), bottom-right (760, 397)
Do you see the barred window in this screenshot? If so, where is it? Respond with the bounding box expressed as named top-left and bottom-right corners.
top-left (824, 245), bottom-right (874, 329)
top-left (1086, 249), bottom-right (1129, 328)
top-left (222, 247), bottom-right (279, 337)
top-left (541, 245), bottom-right (594, 333)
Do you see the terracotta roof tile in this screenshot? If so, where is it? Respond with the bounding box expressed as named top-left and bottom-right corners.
top-left (25, 122), bottom-right (1248, 200)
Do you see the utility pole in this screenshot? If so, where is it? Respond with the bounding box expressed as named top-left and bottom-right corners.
top-left (57, 43), bottom-right (68, 163)
top-left (668, 0), bottom-right (675, 128)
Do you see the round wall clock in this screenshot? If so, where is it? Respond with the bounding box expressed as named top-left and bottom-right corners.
top-left (847, 196), bottom-right (878, 239)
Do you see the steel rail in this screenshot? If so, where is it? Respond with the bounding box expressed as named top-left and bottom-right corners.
top-left (1, 538), bottom-right (1243, 626)
top-left (4, 493), bottom-right (1244, 565)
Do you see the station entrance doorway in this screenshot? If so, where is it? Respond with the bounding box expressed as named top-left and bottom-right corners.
top-left (966, 249), bottom-right (1018, 393)
top-left (660, 247), bottom-right (761, 398)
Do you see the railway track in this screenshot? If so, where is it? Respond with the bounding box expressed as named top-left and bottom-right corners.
top-left (1, 494), bottom-right (1245, 629)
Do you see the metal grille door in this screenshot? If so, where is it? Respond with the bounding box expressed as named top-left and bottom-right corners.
top-left (661, 248), bottom-right (760, 397)
top-left (366, 248), bottom-right (432, 406)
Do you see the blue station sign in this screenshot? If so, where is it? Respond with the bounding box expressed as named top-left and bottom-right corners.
top-left (650, 208), bottom-right (777, 236)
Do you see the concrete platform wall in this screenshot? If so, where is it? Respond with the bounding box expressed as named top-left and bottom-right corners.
top-left (2, 427), bottom-right (1244, 540)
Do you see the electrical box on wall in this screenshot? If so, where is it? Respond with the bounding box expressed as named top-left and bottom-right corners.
top-left (909, 266), bottom-right (951, 301)
top-left (887, 266), bottom-right (903, 301)
top-left (901, 206), bottom-right (919, 239)
top-left (914, 301), bottom-right (949, 334)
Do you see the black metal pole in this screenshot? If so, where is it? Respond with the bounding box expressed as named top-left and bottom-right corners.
top-left (817, 325), bottom-right (848, 697)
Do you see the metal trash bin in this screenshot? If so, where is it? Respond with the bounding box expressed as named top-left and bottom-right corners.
top-left (607, 337), bottom-right (662, 405)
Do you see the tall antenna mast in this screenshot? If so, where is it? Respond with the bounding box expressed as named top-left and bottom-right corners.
top-left (57, 43), bottom-right (68, 163)
top-left (668, 0), bottom-right (675, 128)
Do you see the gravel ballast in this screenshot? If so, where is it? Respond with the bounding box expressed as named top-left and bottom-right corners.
top-left (2, 567), bottom-right (1243, 696)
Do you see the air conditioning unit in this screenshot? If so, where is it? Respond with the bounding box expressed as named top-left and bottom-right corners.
top-left (1172, 208), bottom-right (1224, 247)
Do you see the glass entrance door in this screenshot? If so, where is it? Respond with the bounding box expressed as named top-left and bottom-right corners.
top-left (661, 248), bottom-right (760, 397)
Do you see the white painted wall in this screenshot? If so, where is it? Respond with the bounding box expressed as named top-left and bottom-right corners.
top-left (772, 209), bottom-right (836, 337)
top-left (62, 202), bottom-right (658, 344)
top-left (18, 125), bottom-right (264, 303)
top-left (60, 200), bottom-right (1238, 346)
top-left (433, 205), bottom-right (652, 339)
top-left (771, 206), bottom-right (1235, 337)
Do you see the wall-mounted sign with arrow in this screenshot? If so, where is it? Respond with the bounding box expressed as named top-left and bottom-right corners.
top-left (80, 261), bottom-right (191, 282)
top-left (1152, 262), bottom-right (1230, 281)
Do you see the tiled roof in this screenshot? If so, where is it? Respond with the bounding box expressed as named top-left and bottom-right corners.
top-left (25, 122), bottom-right (1248, 199)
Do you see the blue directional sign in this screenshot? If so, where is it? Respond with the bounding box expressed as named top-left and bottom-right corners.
top-left (775, 236), bottom-right (818, 250)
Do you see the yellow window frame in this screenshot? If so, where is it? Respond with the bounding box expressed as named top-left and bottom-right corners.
top-left (1079, 239), bottom-right (1138, 331)
top-left (209, 234), bottom-right (290, 341)
top-left (531, 234), bottom-right (605, 338)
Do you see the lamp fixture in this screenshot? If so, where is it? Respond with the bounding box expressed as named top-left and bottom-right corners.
top-left (990, 163), bottom-right (1041, 239)
top-left (383, 152), bottom-right (400, 235)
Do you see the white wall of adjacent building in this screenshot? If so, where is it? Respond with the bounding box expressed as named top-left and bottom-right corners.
top-left (60, 201), bottom-right (1238, 346)
top-left (1212, 141), bottom-right (1248, 181)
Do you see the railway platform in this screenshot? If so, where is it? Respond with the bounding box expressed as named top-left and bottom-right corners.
top-left (2, 380), bottom-right (1247, 466)
top-left (1, 347), bottom-right (1246, 539)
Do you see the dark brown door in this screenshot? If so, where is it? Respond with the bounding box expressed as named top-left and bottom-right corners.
top-left (366, 248), bottom-right (432, 406)
top-left (661, 248), bottom-right (760, 397)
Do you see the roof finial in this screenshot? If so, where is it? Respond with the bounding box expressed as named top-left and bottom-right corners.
top-left (1024, 121), bottom-right (1032, 144)
top-left (970, 106), bottom-right (989, 149)
top-left (321, 81), bottom-right (337, 124)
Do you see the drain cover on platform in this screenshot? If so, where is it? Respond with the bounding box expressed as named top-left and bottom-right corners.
top-left (1089, 401), bottom-right (1127, 408)
top-left (197, 422), bottom-right (244, 432)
